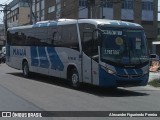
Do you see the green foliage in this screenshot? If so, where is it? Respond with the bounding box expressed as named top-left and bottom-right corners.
top-left (148, 79), bottom-right (160, 87)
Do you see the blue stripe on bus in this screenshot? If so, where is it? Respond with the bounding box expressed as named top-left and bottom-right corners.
top-left (38, 47), bottom-right (49, 68)
top-left (135, 68), bottom-right (143, 75)
top-left (47, 47), bottom-right (64, 71)
top-left (115, 67), bottom-right (144, 75)
top-left (126, 69), bottom-right (136, 75)
top-left (31, 47), bottom-right (39, 67)
top-left (115, 67), bottom-right (126, 75)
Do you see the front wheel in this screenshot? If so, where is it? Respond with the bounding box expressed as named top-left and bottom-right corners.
top-left (69, 68), bottom-right (80, 89)
top-left (22, 61), bottom-right (30, 77)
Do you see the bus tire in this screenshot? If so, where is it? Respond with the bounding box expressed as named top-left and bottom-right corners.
top-left (69, 68), bottom-right (80, 89)
top-left (22, 61), bottom-right (30, 78)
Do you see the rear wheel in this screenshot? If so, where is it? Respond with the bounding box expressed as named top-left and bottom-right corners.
top-left (69, 68), bottom-right (80, 88)
top-left (22, 61), bottom-right (30, 77)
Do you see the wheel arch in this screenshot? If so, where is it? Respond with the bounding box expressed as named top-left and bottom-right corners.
top-left (67, 64), bottom-right (80, 81)
top-left (22, 58), bottom-right (29, 69)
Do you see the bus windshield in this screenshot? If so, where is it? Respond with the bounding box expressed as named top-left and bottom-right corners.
top-left (99, 28), bottom-right (149, 67)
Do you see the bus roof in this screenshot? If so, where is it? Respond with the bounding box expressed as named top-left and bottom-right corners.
top-left (77, 19), bottom-right (143, 29)
top-left (8, 19), bottom-right (143, 31)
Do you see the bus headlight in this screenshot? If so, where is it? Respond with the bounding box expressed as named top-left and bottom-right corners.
top-left (107, 68), bottom-right (116, 74)
top-left (101, 66), bottom-right (116, 74)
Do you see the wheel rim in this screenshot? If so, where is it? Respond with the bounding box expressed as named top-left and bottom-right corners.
top-left (72, 73), bottom-right (79, 86)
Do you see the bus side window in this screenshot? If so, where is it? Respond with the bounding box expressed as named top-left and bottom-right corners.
top-left (82, 32), bottom-right (92, 57)
top-left (48, 27), bottom-right (57, 45)
top-left (79, 23), bottom-right (96, 57)
top-left (59, 24), bottom-right (79, 50)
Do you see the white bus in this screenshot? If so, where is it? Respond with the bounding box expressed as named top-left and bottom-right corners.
top-left (6, 19), bottom-right (149, 88)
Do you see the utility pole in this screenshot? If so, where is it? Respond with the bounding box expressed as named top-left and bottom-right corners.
top-left (29, 0), bottom-right (32, 24)
top-left (88, 0), bottom-right (95, 18)
top-left (35, 0), bottom-right (37, 23)
top-left (100, 0), bottom-right (106, 19)
top-left (0, 4), bottom-right (11, 41)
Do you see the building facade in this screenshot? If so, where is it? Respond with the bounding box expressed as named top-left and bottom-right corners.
top-left (5, 0), bottom-right (30, 28)
top-left (152, 21), bottom-right (160, 55)
top-left (31, 0), bottom-right (78, 23)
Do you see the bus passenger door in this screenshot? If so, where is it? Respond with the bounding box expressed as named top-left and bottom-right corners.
top-left (82, 32), bottom-right (92, 84)
top-left (82, 32), bottom-right (99, 85)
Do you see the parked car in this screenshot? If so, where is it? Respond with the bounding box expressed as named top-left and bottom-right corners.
top-left (0, 52), bottom-right (6, 64)
top-left (0, 46), bottom-right (6, 63)
top-left (0, 52), bottom-right (2, 64)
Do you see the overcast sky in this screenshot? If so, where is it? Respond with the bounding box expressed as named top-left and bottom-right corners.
top-left (0, 0), bottom-right (13, 24)
top-left (0, 0), bottom-right (160, 24)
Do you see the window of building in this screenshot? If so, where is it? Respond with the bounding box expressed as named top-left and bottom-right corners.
top-left (36, 2), bottom-right (40, 11)
top-left (16, 14), bottom-right (18, 20)
top-left (37, 11), bottom-right (40, 20)
top-left (32, 4), bottom-right (35, 12)
top-left (56, 0), bottom-right (61, 4)
top-left (56, 4), bottom-right (61, 12)
top-left (79, 0), bottom-right (87, 7)
top-left (142, 1), bottom-right (153, 11)
top-left (41, 0), bottom-right (45, 9)
top-left (48, 6), bottom-right (55, 13)
top-left (19, 2), bottom-right (29, 7)
top-left (12, 17), bottom-right (14, 22)
top-left (56, 3), bottom-right (61, 18)
top-left (106, 1), bottom-right (113, 8)
top-left (122, 0), bottom-right (134, 9)
top-left (103, 1), bottom-right (113, 8)
top-left (41, 9), bottom-right (45, 17)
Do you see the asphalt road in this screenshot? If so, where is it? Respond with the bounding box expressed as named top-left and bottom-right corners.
top-left (0, 63), bottom-right (160, 120)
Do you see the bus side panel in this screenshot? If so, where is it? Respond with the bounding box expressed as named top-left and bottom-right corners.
top-left (29, 46), bottom-right (60, 77)
top-left (54, 47), bottom-right (82, 81)
top-left (29, 46), bottom-right (81, 80)
top-left (92, 60), bottom-right (99, 86)
top-left (6, 46), bottom-right (30, 70)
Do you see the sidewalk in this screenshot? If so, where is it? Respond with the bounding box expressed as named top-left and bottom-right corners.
top-left (149, 71), bottom-right (160, 82)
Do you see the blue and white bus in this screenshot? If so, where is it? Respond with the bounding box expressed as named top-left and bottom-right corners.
top-left (6, 19), bottom-right (149, 88)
